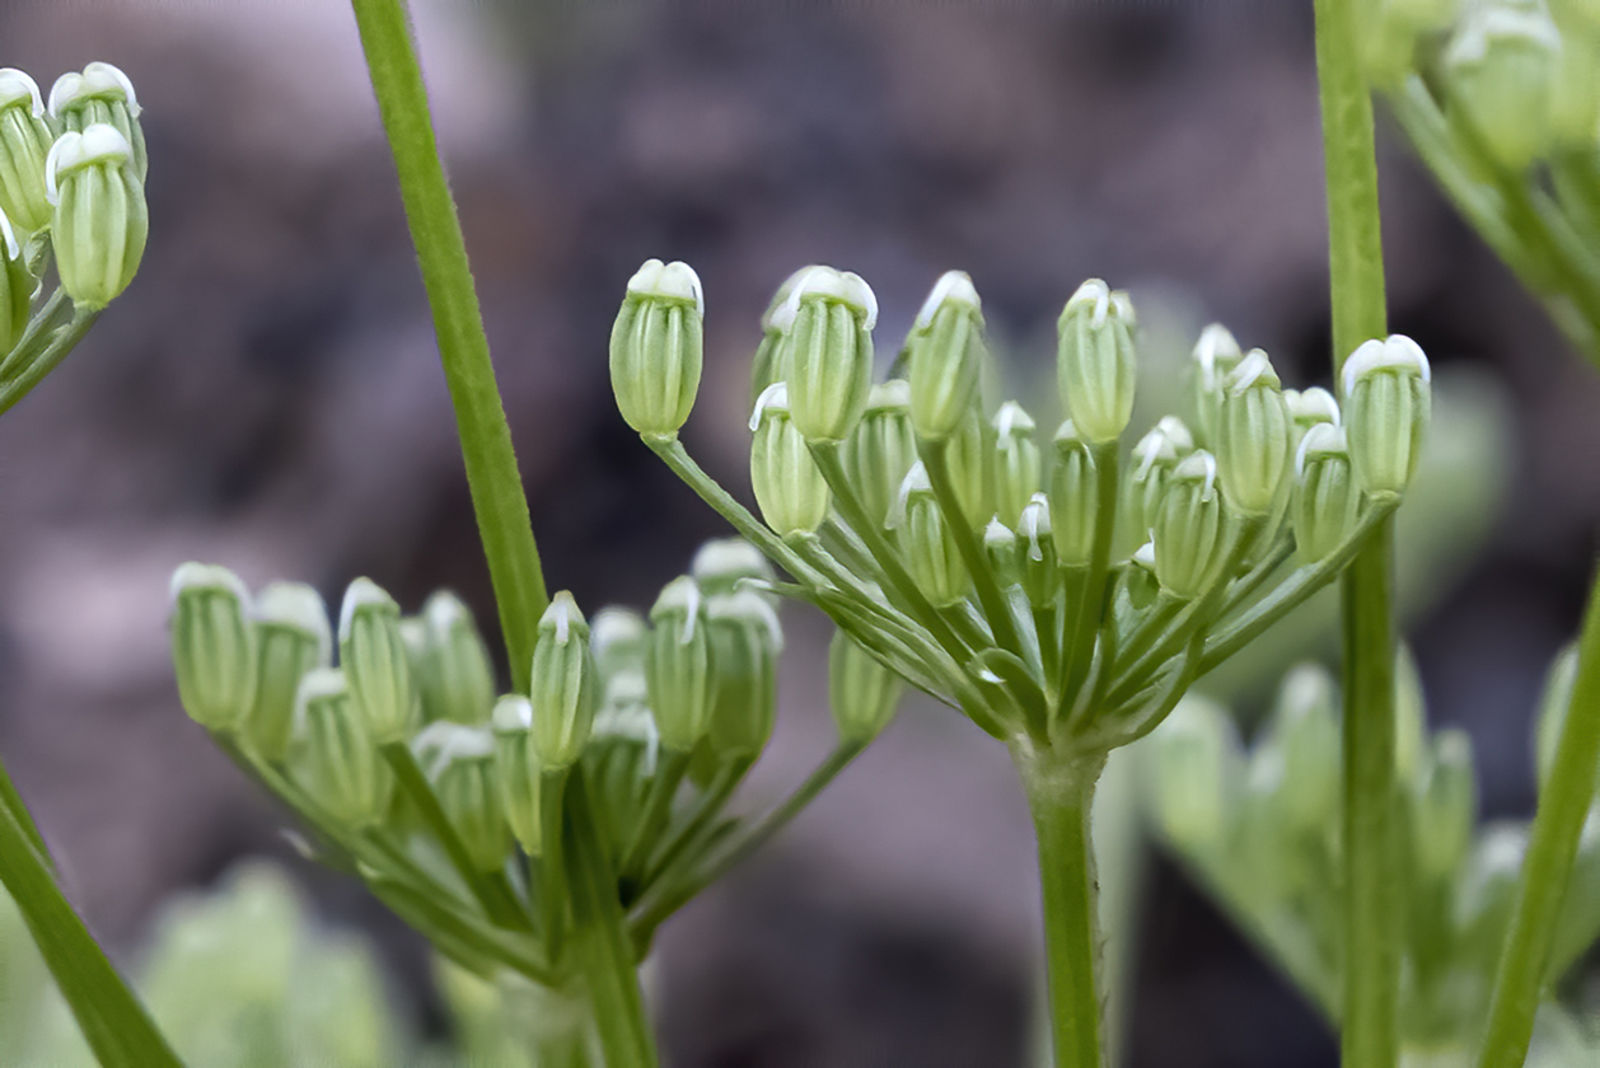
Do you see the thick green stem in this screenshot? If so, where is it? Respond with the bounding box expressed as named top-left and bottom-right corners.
top-left (1315, 2), bottom-right (1398, 1064)
top-left (350, 0), bottom-right (547, 690)
top-left (1475, 563), bottom-right (1600, 1068)
top-left (1019, 747), bottom-right (1106, 1068)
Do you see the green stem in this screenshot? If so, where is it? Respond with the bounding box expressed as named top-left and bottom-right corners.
top-left (0, 753), bottom-right (50, 865)
top-left (1475, 562), bottom-right (1600, 1068)
top-left (1059, 443), bottom-right (1121, 722)
top-left (921, 438), bottom-right (1025, 658)
top-left (350, 0), bottom-right (548, 690)
top-left (1017, 746), bottom-right (1106, 1068)
top-left (619, 750), bottom-right (689, 888)
top-left (0, 307), bottom-right (98, 418)
top-left (640, 759), bottom-right (748, 892)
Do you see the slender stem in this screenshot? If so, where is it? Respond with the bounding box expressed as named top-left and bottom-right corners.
top-left (1316, 2), bottom-right (1399, 1065)
top-left (640, 759), bottom-right (748, 892)
top-left (921, 438), bottom-right (1025, 658)
top-left (1475, 563), bottom-right (1600, 1068)
top-left (0, 307), bottom-right (99, 418)
top-left (619, 750), bottom-right (689, 886)
top-left (0, 752), bottom-right (50, 865)
top-left (350, 0), bottom-right (548, 690)
top-left (1017, 746), bottom-right (1107, 1068)
top-left (1060, 443), bottom-right (1121, 720)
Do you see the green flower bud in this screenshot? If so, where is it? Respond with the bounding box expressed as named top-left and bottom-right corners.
top-left (1412, 729), bottom-right (1477, 883)
top-left (1127, 541), bottom-right (1161, 611)
top-left (889, 461), bottom-right (971, 607)
top-left (1550, 14), bottom-right (1600, 145)
top-left (703, 591), bottom-right (782, 760)
top-left (292, 668), bottom-right (393, 829)
top-left (690, 537), bottom-right (776, 599)
top-left (945, 405), bottom-right (996, 529)
top-left (645, 576), bottom-right (717, 752)
top-left (170, 563), bottom-right (258, 732)
top-left (0, 70), bottom-right (54, 233)
top-left (1153, 451), bottom-right (1226, 600)
top-left (1445, 0), bottom-right (1561, 171)
top-left (1017, 493), bottom-right (1058, 610)
top-left (247, 582), bottom-right (331, 762)
top-left (984, 517), bottom-right (1020, 588)
top-left (338, 578), bottom-right (417, 745)
top-left (414, 722), bottom-right (508, 873)
top-left (1149, 695), bottom-right (1242, 852)
top-left (751, 266), bottom-right (816, 406)
top-left (590, 606), bottom-right (647, 680)
top-left (907, 270), bottom-right (984, 441)
top-left (45, 123), bottom-right (147, 308)
top-left (842, 379), bottom-right (919, 532)
top-left (49, 63), bottom-right (146, 181)
top-left (1190, 323), bottom-right (1243, 449)
top-left (491, 695), bottom-right (542, 855)
top-left (1286, 385), bottom-right (1341, 452)
top-left (609, 258), bottom-right (704, 437)
top-left (1050, 420), bottom-right (1099, 567)
top-left (1534, 643), bottom-right (1579, 791)
top-left (1121, 416), bottom-right (1194, 556)
top-left (0, 209), bottom-right (31, 354)
top-left (528, 592), bottom-right (597, 769)
top-left (1267, 663), bottom-right (1341, 833)
top-left (1292, 423), bottom-right (1360, 564)
top-left (1057, 279), bottom-right (1137, 444)
top-left (770, 266), bottom-right (875, 443)
top-left (416, 591), bottom-right (496, 725)
top-left (1217, 349), bottom-right (1291, 516)
top-left (992, 402), bottom-right (1041, 528)
top-left (750, 383), bottom-right (831, 536)
top-left (1343, 334), bottom-right (1431, 499)
top-left (828, 628), bottom-right (903, 746)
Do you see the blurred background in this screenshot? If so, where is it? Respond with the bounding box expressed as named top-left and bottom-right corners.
top-left (1, 1), bottom-right (1598, 1065)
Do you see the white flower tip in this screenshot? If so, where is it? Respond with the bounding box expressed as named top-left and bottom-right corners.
top-left (1133, 540), bottom-right (1157, 569)
top-left (49, 63), bottom-right (138, 118)
top-left (749, 381), bottom-right (790, 431)
top-left (1226, 349), bottom-right (1280, 395)
top-left (762, 265), bottom-right (821, 331)
top-left (413, 721), bottom-right (493, 779)
top-left (993, 401), bottom-right (1035, 443)
top-left (1154, 415), bottom-right (1195, 452)
top-left (983, 517), bottom-right (1013, 547)
top-left (1342, 334), bottom-right (1431, 394)
top-left (169, 562), bottom-right (251, 611)
top-left (542, 591), bottom-right (583, 645)
top-left (886, 460), bottom-right (931, 530)
top-left (423, 589), bottom-right (472, 635)
top-left (44, 124), bottom-right (133, 205)
top-left (1193, 323), bottom-right (1242, 376)
top-left (706, 589), bottom-right (784, 651)
top-left (1174, 449), bottom-right (1218, 499)
top-left (492, 694), bottom-right (535, 733)
top-left (590, 607), bottom-right (646, 657)
top-left (652, 575), bottom-right (703, 645)
top-left (256, 581), bottom-right (332, 657)
top-left (1294, 421), bottom-right (1348, 478)
top-left (914, 270), bottom-right (980, 330)
top-left (627, 258), bottom-right (703, 318)
top-left (1020, 495), bottom-right (1051, 560)
top-left (295, 666), bottom-right (348, 708)
top-left (865, 378), bottom-right (912, 412)
top-left (691, 538), bottom-right (771, 583)
top-left (1053, 418), bottom-right (1085, 446)
top-left (0, 69), bottom-right (44, 116)
top-left (338, 577), bottom-right (397, 643)
top-left (1446, 4), bottom-right (1561, 69)
top-left (772, 265), bottom-right (877, 332)
top-left (1065, 278), bottom-right (1112, 325)
top-left (1287, 385), bottom-right (1341, 426)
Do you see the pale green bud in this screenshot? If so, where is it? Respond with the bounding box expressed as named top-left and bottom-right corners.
top-left (247, 582), bottom-right (331, 762)
top-left (889, 461), bottom-right (970, 607)
top-left (412, 591), bottom-right (496, 725)
top-left (690, 537), bottom-right (776, 598)
top-left (1217, 350), bottom-right (1291, 516)
top-left (1057, 279), bottom-right (1137, 444)
top-left (1150, 695), bottom-right (1241, 852)
top-left (1049, 420), bottom-right (1099, 567)
top-left (770, 266), bottom-right (875, 443)
top-left (1121, 415), bottom-right (1194, 554)
top-left (1292, 423), bottom-right (1360, 564)
top-left (645, 576), bottom-right (717, 752)
top-left (1268, 664), bottom-right (1341, 832)
top-left (1189, 323), bottom-right (1243, 448)
top-left (907, 270), bottom-right (984, 441)
top-left (590, 606), bottom-right (647, 680)
top-left (984, 517), bottom-right (1020, 588)
top-left (704, 591), bottom-right (782, 759)
top-left (992, 402), bottom-right (1041, 529)
top-left (945, 405), bottom-right (996, 529)
top-left (610, 258), bottom-right (704, 437)
top-left (1550, 14), bottom-right (1600, 144)
top-left (842, 379), bottom-right (919, 531)
top-left (1535, 643), bottom-right (1579, 791)
top-left (751, 266), bottom-right (817, 406)
top-left (1016, 493), bottom-right (1058, 609)
top-left (0, 209), bottom-right (31, 354)
top-left (292, 668), bottom-right (393, 829)
top-left (1127, 541), bottom-right (1161, 610)
top-left (1153, 451), bottom-right (1226, 600)
top-left (528, 592), bottom-right (597, 769)
top-left (45, 123), bottom-right (147, 308)
top-left (491, 695), bottom-right (542, 855)
top-left (1412, 729), bottom-right (1477, 883)
top-left (0, 70), bottom-right (53, 233)
top-left (750, 383), bottom-right (831, 536)
top-left (828, 629), bottom-right (903, 746)
top-left (1445, 0), bottom-right (1561, 171)
top-left (170, 563), bottom-right (258, 732)
top-left (414, 722), bottom-right (508, 873)
top-left (338, 578), bottom-right (417, 745)
top-left (1342, 334), bottom-right (1431, 499)
top-left (49, 63), bottom-right (146, 181)
top-left (1286, 385), bottom-right (1341, 454)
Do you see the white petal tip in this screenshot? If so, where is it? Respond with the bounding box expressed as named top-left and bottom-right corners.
top-left (627, 258), bottom-right (703, 318)
top-left (914, 270), bottom-right (980, 329)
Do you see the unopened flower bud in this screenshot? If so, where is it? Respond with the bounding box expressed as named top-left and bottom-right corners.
top-left (45, 123), bottom-right (146, 308)
top-left (339, 578), bottom-right (417, 745)
top-left (1122, 416), bottom-right (1194, 554)
top-left (413, 591), bottom-right (496, 726)
top-left (415, 722), bottom-right (507, 873)
top-left (1127, 541), bottom-right (1161, 610)
top-left (1535, 643), bottom-right (1579, 791)
top-left (842, 380), bottom-right (918, 531)
top-left (1268, 664), bottom-right (1340, 832)
top-left (49, 63), bottom-right (146, 180)
top-left (907, 270), bottom-right (984, 440)
top-left (993, 402), bottom-right (1041, 528)
top-left (1057, 279), bottom-right (1137, 444)
top-left (770, 266), bottom-right (875, 443)
top-left (491, 695), bottom-right (542, 855)
top-left (1017, 494), bottom-right (1058, 609)
top-left (528, 592), bottom-right (597, 769)
top-left (590, 607), bottom-right (647, 680)
top-left (703, 591), bottom-right (782, 760)
top-left (1445, 0), bottom-right (1561, 170)
top-left (247, 582), bottom-right (331, 762)
top-left (170, 563), bottom-right (258, 732)
top-left (690, 537), bottom-right (776, 599)
top-left (0, 209), bottom-right (30, 353)
top-left (944, 406), bottom-right (996, 529)
top-left (984, 517), bottom-right (1020, 588)
top-left (1050, 421), bottom-right (1099, 567)
top-left (645, 576), bottom-right (717, 752)
top-left (0, 70), bottom-right (53, 233)
top-left (1150, 695), bottom-right (1241, 851)
top-left (1292, 423), bottom-right (1360, 563)
top-left (1343, 334), bottom-right (1431, 499)
top-left (610, 258), bottom-right (704, 437)
top-left (889, 461), bottom-right (970, 607)
top-left (292, 668), bottom-right (393, 829)
top-left (1412, 729), bottom-right (1477, 883)
top-left (1190, 323), bottom-right (1243, 448)
top-left (751, 266), bottom-right (816, 405)
top-left (828, 629), bottom-right (903, 746)
top-left (750, 383), bottom-right (830, 536)
top-left (1217, 350), bottom-right (1291, 516)
top-left (1153, 451), bottom-right (1226, 600)
top-left (1287, 386), bottom-right (1341, 435)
